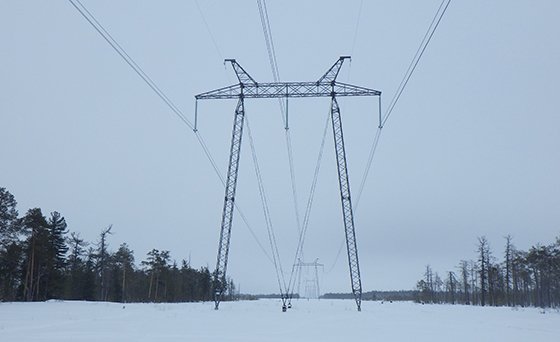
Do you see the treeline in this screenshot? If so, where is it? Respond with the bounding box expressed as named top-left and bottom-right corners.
top-left (0, 187), bottom-right (235, 303)
top-left (416, 235), bottom-right (560, 308)
top-left (322, 290), bottom-right (415, 301)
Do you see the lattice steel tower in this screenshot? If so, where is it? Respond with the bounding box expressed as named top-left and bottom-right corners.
top-left (295, 258), bottom-right (324, 299)
top-left (195, 57), bottom-right (381, 311)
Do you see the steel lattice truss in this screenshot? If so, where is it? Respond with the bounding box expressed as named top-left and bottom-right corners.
top-left (331, 97), bottom-right (362, 311)
top-left (196, 57), bottom-right (380, 101)
top-left (294, 258), bottom-right (324, 300)
top-left (212, 98), bottom-right (245, 310)
top-left (196, 81), bottom-right (380, 100)
top-left (195, 57), bottom-right (380, 312)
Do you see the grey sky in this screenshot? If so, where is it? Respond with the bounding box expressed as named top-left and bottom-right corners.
top-left (1, 0), bottom-right (559, 294)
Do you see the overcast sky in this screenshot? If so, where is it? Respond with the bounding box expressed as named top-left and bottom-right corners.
top-left (1, 0), bottom-right (559, 294)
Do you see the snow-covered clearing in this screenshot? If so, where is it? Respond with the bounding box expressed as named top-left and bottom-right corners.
top-left (0, 299), bottom-right (558, 341)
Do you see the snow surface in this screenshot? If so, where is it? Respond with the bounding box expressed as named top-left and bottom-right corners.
top-left (0, 299), bottom-right (558, 341)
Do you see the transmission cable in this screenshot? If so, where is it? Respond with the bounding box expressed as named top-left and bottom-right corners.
top-left (257, 0), bottom-right (281, 88)
top-left (345, 0), bottom-right (364, 82)
top-left (68, 0), bottom-right (194, 131)
top-left (257, 0), bottom-right (331, 303)
top-left (383, 0), bottom-right (451, 125)
top-left (355, 96), bottom-right (383, 211)
top-left (68, 0), bottom-right (274, 264)
top-left (285, 109), bottom-right (330, 300)
top-left (245, 117), bottom-right (288, 297)
top-left (382, 0), bottom-right (451, 127)
top-left (258, 0), bottom-right (313, 304)
top-left (350, 0), bottom-right (364, 57)
top-left (327, 0), bottom-right (452, 273)
top-left (194, 0), bottom-right (224, 62)
top-left (356, 0), bottom-right (452, 203)
top-left (356, 0), bottom-right (452, 209)
top-left (257, 0), bottom-right (304, 246)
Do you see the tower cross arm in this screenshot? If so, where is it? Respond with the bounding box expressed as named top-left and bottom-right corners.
top-left (195, 84), bottom-right (242, 100)
top-left (332, 82), bottom-right (381, 97)
top-left (196, 81), bottom-right (380, 100)
top-left (195, 57), bottom-right (380, 101)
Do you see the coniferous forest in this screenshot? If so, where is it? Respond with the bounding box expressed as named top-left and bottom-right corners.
top-left (415, 235), bottom-right (560, 308)
top-left (3, 186), bottom-right (559, 308)
top-left (0, 187), bottom-right (236, 303)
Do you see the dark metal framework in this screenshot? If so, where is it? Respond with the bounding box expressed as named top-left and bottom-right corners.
top-left (195, 57), bottom-right (380, 311)
top-left (212, 98), bottom-right (245, 310)
top-left (295, 258), bottom-right (324, 299)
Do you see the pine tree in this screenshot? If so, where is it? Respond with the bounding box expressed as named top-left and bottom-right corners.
top-left (21, 208), bottom-right (49, 301)
top-left (0, 187), bottom-right (20, 249)
top-left (459, 260), bottom-right (470, 304)
top-left (446, 271), bottom-right (457, 304)
top-left (0, 187), bottom-right (22, 300)
top-left (114, 243), bottom-right (134, 303)
top-left (504, 235), bottom-right (514, 306)
top-left (141, 249), bottom-right (170, 302)
top-left (424, 265), bottom-right (434, 303)
top-left (95, 225), bottom-right (112, 301)
top-left (45, 212), bottom-right (68, 299)
top-left (477, 236), bottom-right (490, 306)
top-left (66, 232), bottom-right (88, 299)
top-left (82, 247), bottom-right (97, 301)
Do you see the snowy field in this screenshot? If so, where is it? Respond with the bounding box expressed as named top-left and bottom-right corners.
top-left (1, 299), bottom-right (558, 342)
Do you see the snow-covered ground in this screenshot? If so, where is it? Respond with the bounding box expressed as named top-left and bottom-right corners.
top-left (0, 299), bottom-right (558, 341)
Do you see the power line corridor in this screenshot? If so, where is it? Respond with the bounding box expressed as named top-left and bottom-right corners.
top-left (66, 0), bottom-right (452, 312)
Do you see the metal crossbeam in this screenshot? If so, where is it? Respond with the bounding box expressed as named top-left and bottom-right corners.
top-left (196, 82), bottom-right (380, 100)
top-left (196, 57), bottom-right (380, 101)
top-left (196, 57), bottom-right (380, 311)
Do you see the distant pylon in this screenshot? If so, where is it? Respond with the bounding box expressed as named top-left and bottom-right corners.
top-left (295, 258), bottom-right (324, 299)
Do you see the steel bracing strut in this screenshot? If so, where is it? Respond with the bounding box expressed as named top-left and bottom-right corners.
top-left (331, 96), bottom-right (362, 311)
top-left (212, 97), bottom-right (245, 310)
top-left (195, 57), bottom-right (380, 311)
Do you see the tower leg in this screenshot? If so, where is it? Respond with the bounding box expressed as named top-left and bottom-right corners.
top-left (213, 97), bottom-right (245, 310)
top-left (330, 96), bottom-right (362, 311)
top-left (314, 263), bottom-right (320, 299)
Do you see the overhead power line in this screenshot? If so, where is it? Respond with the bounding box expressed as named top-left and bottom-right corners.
top-left (257, 0), bottom-right (309, 299)
top-left (356, 0), bottom-right (452, 204)
top-left (257, 0), bottom-right (303, 243)
top-left (350, 0), bottom-right (364, 58)
top-left (256, 0), bottom-right (295, 300)
top-left (68, 0), bottom-right (195, 131)
top-left (382, 0), bottom-right (452, 127)
top-left (245, 117), bottom-right (288, 296)
top-left (257, 0), bottom-right (281, 88)
top-left (256, 0), bottom-right (335, 301)
top-left (328, 0), bottom-right (452, 273)
top-left (286, 109), bottom-right (330, 300)
top-left (67, 0), bottom-right (275, 264)
top-left (194, 0), bottom-right (224, 62)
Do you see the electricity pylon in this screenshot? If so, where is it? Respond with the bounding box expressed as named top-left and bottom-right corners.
top-left (195, 57), bottom-right (381, 311)
top-left (295, 258), bottom-right (324, 299)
